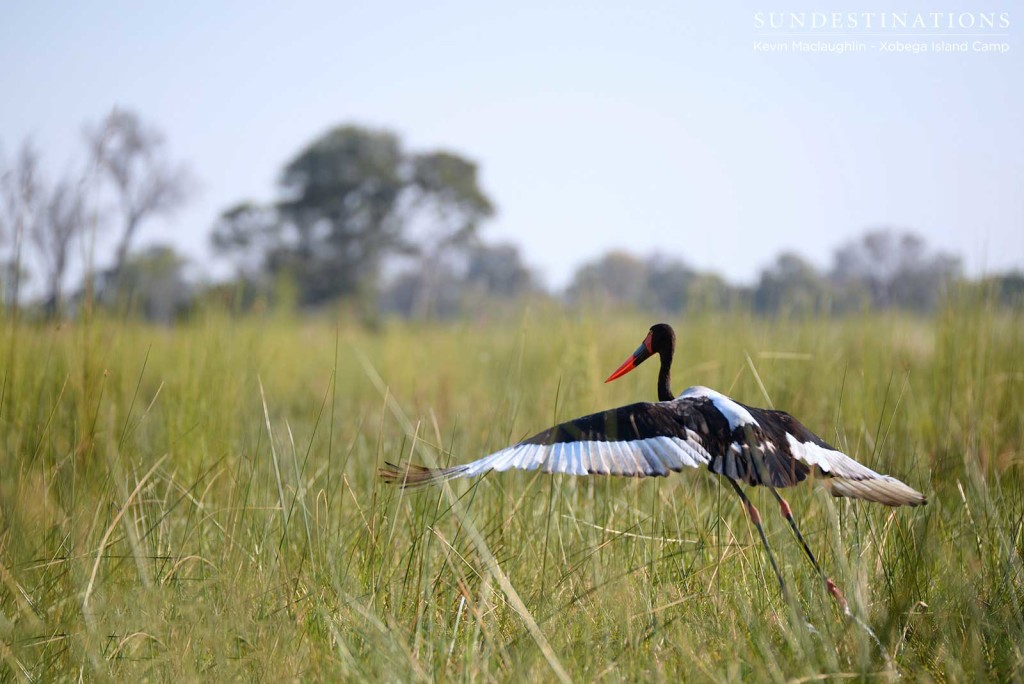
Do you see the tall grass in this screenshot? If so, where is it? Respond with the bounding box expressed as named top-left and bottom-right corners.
top-left (1, 304), bottom-right (1021, 680)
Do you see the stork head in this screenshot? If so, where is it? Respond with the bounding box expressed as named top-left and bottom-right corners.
top-left (604, 323), bottom-right (676, 383)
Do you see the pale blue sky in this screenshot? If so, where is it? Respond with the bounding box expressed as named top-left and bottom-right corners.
top-left (2, 1), bottom-right (1021, 288)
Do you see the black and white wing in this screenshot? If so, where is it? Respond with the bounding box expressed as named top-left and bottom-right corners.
top-left (379, 400), bottom-right (717, 486)
top-left (676, 386), bottom-right (926, 506)
top-left (744, 404), bottom-right (926, 506)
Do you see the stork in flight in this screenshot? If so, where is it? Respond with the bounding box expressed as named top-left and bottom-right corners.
top-left (380, 323), bottom-right (927, 607)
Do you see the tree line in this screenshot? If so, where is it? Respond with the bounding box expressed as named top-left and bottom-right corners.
top-left (2, 110), bottom-right (1021, 322)
top-left (565, 232), bottom-right (982, 317)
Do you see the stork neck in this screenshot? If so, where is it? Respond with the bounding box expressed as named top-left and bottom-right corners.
top-left (657, 351), bottom-right (674, 402)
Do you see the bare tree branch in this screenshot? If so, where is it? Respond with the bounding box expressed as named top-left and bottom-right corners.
top-left (0, 142), bottom-right (44, 309)
top-left (86, 109), bottom-right (193, 289)
top-left (31, 176), bottom-right (87, 316)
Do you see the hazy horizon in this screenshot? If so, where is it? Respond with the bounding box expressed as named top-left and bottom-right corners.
top-left (2, 1), bottom-right (1021, 291)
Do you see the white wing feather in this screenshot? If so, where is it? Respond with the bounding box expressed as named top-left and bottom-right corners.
top-left (385, 435), bottom-right (712, 487)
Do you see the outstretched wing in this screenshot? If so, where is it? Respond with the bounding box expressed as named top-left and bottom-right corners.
top-left (742, 405), bottom-right (927, 506)
top-left (674, 387), bottom-right (925, 504)
top-left (379, 400), bottom-right (716, 487)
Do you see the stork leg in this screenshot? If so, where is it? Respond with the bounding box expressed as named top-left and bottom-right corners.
top-left (767, 486), bottom-right (849, 614)
top-left (726, 478), bottom-right (786, 598)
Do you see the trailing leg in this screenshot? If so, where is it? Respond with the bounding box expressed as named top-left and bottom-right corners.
top-left (768, 486), bottom-right (849, 614)
top-left (726, 477), bottom-right (786, 598)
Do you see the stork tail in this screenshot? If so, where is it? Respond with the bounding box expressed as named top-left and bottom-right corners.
top-left (825, 475), bottom-right (926, 506)
top-left (378, 461), bottom-right (462, 488)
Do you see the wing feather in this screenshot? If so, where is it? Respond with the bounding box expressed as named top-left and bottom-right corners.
top-left (379, 401), bottom-right (713, 487)
top-left (640, 441), bottom-right (668, 476)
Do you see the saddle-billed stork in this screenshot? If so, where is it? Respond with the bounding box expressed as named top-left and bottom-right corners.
top-left (380, 323), bottom-right (926, 607)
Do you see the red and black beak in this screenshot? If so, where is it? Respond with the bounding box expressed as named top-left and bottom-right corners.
top-left (605, 331), bottom-right (654, 383)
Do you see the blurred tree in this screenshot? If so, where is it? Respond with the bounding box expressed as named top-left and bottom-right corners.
top-left (0, 261), bottom-right (30, 310)
top-left (566, 251), bottom-right (729, 314)
top-left (830, 229), bottom-right (961, 311)
top-left (0, 142), bottom-right (43, 309)
top-left (645, 256), bottom-right (697, 313)
top-left (686, 272), bottom-right (739, 312)
top-left (405, 151), bottom-right (495, 318)
top-left (991, 271), bottom-right (1024, 307)
top-left (463, 241), bottom-right (534, 298)
top-left (566, 250), bottom-right (649, 307)
top-left (31, 177), bottom-right (88, 316)
top-left (754, 252), bottom-right (828, 315)
top-left (86, 109), bottom-right (193, 287)
top-left (968, 271), bottom-right (1024, 309)
top-left (214, 125), bottom-right (495, 310)
top-left (380, 268), bottom-right (463, 319)
top-left (274, 126), bottom-right (408, 306)
top-left (380, 240), bottom-right (534, 319)
top-left (110, 245), bottom-right (192, 323)
top-left (211, 201), bottom-right (281, 280)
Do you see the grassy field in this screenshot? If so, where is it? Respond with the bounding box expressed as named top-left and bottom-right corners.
top-left (1, 303), bottom-right (1022, 681)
